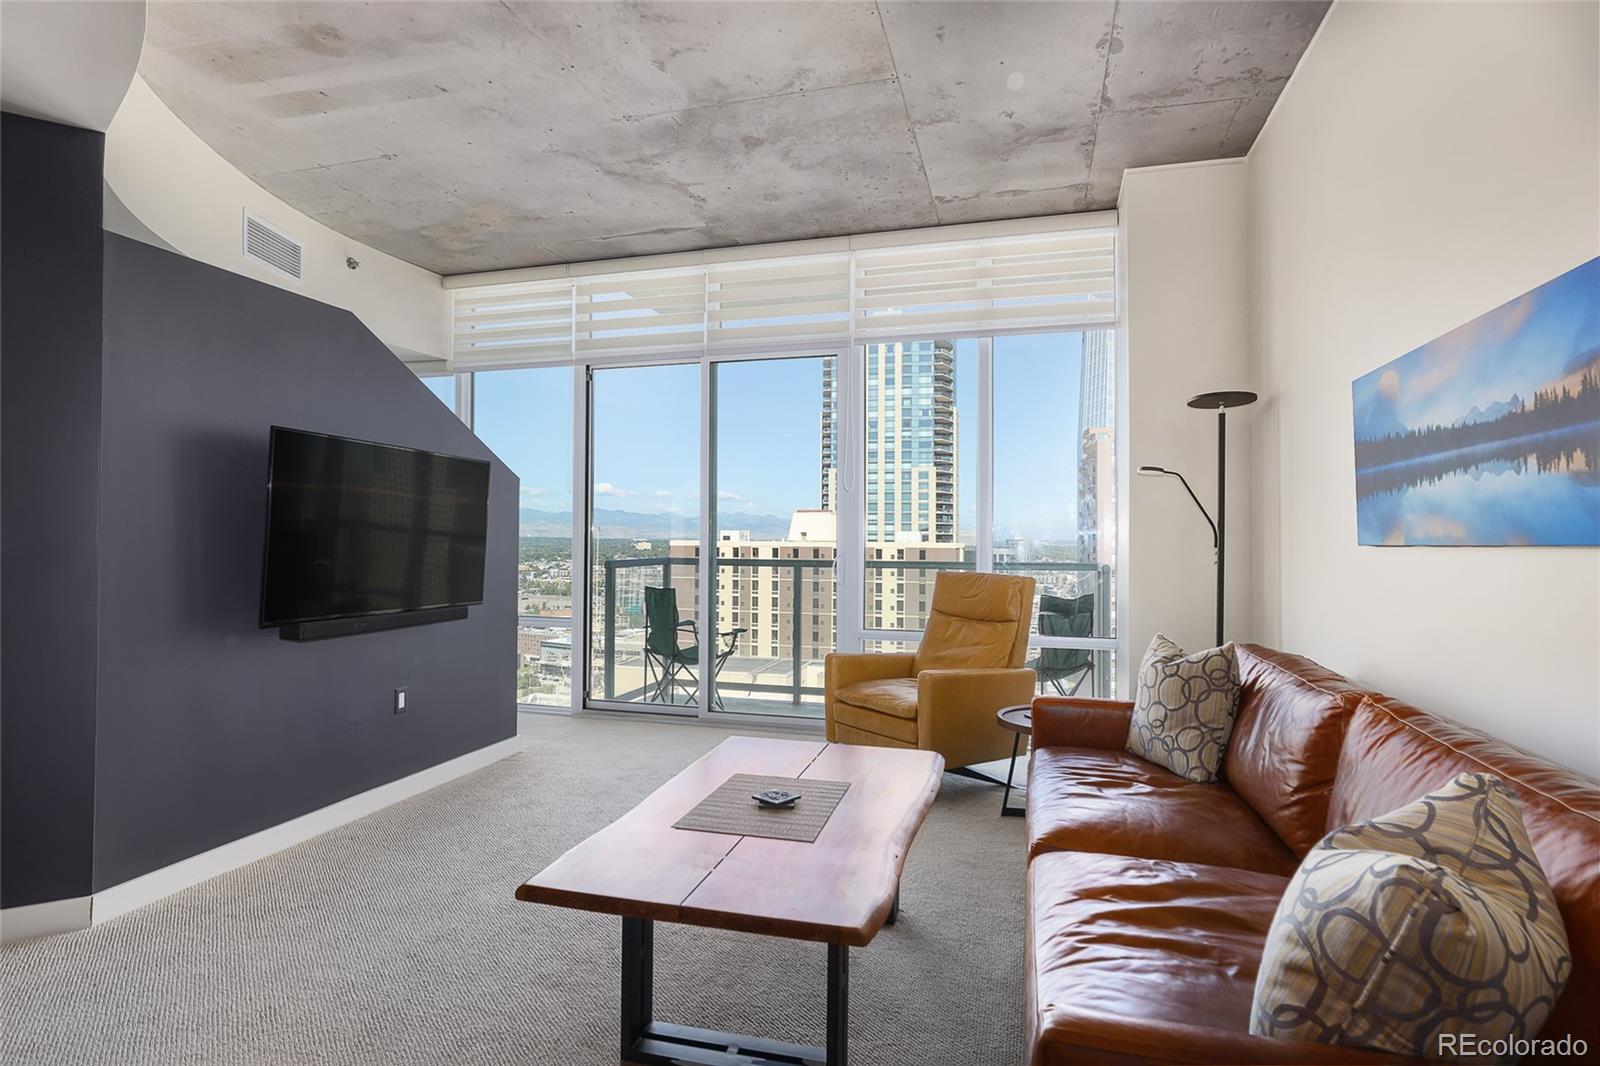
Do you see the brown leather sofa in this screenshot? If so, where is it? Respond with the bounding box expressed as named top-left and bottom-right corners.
top-left (1025, 643), bottom-right (1600, 1065)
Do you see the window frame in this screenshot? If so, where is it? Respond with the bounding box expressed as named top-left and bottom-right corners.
top-left (441, 217), bottom-right (1121, 720)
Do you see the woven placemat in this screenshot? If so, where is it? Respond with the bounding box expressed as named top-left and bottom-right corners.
top-left (672, 774), bottom-right (851, 843)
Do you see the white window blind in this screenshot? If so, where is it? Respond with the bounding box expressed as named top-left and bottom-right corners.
top-left (706, 254), bottom-right (851, 351)
top-left (448, 217), bottom-right (1114, 369)
top-left (451, 279), bottom-right (574, 370)
top-left (576, 268), bottom-right (705, 355)
top-left (853, 230), bottom-right (1115, 340)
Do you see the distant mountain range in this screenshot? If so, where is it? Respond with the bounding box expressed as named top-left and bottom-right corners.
top-left (520, 507), bottom-right (792, 540)
top-left (1352, 392), bottom-right (1409, 442)
top-left (1453, 394), bottom-right (1522, 427)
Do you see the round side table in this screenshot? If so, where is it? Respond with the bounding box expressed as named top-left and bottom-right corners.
top-left (996, 704), bottom-right (1032, 818)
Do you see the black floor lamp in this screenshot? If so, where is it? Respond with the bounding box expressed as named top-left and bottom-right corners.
top-left (1137, 390), bottom-right (1258, 648)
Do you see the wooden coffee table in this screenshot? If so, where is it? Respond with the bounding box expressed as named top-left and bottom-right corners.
top-left (515, 735), bottom-right (944, 1066)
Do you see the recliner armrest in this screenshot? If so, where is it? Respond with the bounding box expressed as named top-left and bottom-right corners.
top-left (1031, 696), bottom-right (1135, 750)
top-left (917, 668), bottom-right (1038, 749)
top-left (825, 652), bottom-right (917, 691)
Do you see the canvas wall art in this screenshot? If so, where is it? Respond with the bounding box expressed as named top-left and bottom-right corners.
top-left (1352, 257), bottom-right (1599, 546)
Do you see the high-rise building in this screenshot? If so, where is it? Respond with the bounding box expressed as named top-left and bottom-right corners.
top-left (820, 339), bottom-right (958, 543)
top-left (1077, 331), bottom-right (1115, 563)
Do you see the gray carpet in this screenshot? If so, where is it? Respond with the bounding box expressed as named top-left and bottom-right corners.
top-left (1, 713), bottom-right (1027, 1065)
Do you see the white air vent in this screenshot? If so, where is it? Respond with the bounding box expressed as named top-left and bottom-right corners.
top-left (242, 210), bottom-right (303, 281)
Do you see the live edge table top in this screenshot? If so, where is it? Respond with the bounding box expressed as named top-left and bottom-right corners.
top-left (515, 737), bottom-right (944, 948)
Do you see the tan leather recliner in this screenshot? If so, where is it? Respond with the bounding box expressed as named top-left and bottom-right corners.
top-left (824, 571), bottom-right (1036, 771)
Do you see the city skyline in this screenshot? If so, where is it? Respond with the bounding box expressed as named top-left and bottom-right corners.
top-left (447, 330), bottom-right (1099, 544)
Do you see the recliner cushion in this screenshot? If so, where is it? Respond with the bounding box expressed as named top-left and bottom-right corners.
top-left (830, 699), bottom-right (919, 745)
top-left (829, 718), bottom-right (915, 749)
top-left (1028, 747), bottom-right (1298, 876)
top-left (835, 678), bottom-right (919, 720)
top-left (913, 571), bottom-right (1031, 672)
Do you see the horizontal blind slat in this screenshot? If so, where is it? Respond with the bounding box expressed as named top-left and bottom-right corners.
top-left (449, 227), bottom-right (1114, 369)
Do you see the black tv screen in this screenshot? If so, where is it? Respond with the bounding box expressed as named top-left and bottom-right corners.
top-left (260, 427), bottom-right (490, 628)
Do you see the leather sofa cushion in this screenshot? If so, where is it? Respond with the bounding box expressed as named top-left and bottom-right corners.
top-left (1225, 644), bottom-right (1364, 856)
top-left (1027, 851), bottom-right (1401, 1065)
top-left (1328, 695), bottom-right (1600, 1051)
top-left (829, 700), bottom-right (919, 745)
top-left (1028, 747), bottom-right (1298, 876)
top-left (835, 678), bottom-right (919, 719)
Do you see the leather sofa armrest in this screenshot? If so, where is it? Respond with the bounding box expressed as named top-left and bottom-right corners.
top-left (1031, 696), bottom-right (1135, 751)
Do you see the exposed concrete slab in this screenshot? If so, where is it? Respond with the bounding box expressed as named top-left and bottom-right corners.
top-left (1085, 97), bottom-right (1245, 206)
top-left (139, 0), bottom-right (1328, 273)
top-left (879, 1), bottom-right (1113, 224)
top-left (1103, 1), bottom-right (1328, 110)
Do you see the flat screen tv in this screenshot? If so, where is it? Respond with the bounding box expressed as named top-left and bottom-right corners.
top-left (260, 426), bottom-right (490, 630)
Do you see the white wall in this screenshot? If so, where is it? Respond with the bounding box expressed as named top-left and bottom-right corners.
top-left (104, 76), bottom-right (448, 361)
top-left (1248, 1), bottom-right (1599, 776)
top-left (1118, 159), bottom-right (1254, 690)
top-left (0, 1), bottom-right (144, 133)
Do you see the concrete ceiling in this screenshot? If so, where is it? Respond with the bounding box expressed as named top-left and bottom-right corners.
top-left (140, 1), bottom-right (1328, 275)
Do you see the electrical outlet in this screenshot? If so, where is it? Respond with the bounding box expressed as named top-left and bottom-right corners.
top-left (394, 687), bottom-right (407, 714)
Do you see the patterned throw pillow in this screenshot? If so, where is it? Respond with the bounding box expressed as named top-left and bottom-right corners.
top-left (1251, 772), bottom-right (1572, 1059)
top-left (1124, 633), bottom-right (1240, 782)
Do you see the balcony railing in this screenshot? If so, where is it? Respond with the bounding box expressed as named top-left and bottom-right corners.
top-left (596, 556), bottom-right (1114, 715)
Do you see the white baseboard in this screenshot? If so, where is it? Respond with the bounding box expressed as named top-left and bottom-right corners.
top-left (87, 734), bottom-right (521, 929)
top-left (0, 896), bottom-right (94, 942)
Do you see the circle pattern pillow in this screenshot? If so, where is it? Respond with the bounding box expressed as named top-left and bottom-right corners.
top-left (1250, 772), bottom-right (1572, 1059)
top-left (1124, 633), bottom-right (1240, 782)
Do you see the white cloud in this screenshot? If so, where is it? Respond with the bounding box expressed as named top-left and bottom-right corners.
top-left (520, 486), bottom-right (547, 500)
top-left (594, 482), bottom-right (631, 498)
top-left (717, 489), bottom-right (745, 502)
top-left (653, 489), bottom-right (674, 499)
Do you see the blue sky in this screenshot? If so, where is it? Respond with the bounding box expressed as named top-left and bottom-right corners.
top-left (447, 330), bottom-right (1093, 542)
top-left (1353, 257), bottom-right (1600, 436)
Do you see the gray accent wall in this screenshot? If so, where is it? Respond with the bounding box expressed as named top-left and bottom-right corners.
top-left (1, 113), bottom-right (104, 909)
top-left (92, 233), bottom-right (517, 891)
top-left (2, 108), bottom-right (516, 910)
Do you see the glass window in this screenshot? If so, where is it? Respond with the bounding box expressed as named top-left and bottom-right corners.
top-left (861, 338), bottom-right (975, 631)
top-left (994, 330), bottom-right (1117, 698)
top-left (421, 374), bottom-right (456, 415)
top-left (472, 367), bottom-right (574, 707)
top-left (588, 363), bottom-right (700, 711)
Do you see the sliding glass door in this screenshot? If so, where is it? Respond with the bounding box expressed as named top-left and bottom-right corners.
top-left (709, 355), bottom-right (836, 718)
top-left (586, 362), bottom-right (702, 713)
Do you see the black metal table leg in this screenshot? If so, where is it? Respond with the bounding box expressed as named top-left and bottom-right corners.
top-left (827, 944), bottom-right (848, 1066)
top-left (621, 916), bottom-right (654, 1058)
top-left (1000, 732), bottom-right (1024, 817)
top-left (619, 916), bottom-right (848, 1065)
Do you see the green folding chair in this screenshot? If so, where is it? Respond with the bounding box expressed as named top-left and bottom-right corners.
top-left (1031, 592), bottom-right (1096, 697)
top-left (642, 586), bottom-right (743, 709)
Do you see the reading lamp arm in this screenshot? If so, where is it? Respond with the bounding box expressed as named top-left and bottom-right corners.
top-left (1143, 466), bottom-right (1218, 548)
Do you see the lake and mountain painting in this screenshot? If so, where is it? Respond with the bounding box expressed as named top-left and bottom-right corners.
top-left (1352, 257), bottom-right (1600, 546)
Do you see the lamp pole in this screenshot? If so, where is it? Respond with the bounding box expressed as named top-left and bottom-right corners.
top-left (1139, 390), bottom-right (1257, 648)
